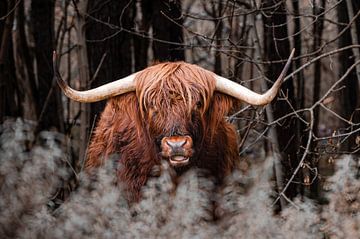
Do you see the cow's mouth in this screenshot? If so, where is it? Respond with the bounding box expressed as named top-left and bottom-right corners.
top-left (169, 155), bottom-right (190, 167)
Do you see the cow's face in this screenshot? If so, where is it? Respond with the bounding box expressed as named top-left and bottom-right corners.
top-left (145, 95), bottom-right (207, 167)
top-left (135, 62), bottom-right (216, 167)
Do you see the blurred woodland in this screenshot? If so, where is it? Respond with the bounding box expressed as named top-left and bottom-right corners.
top-left (1, 0), bottom-right (360, 238)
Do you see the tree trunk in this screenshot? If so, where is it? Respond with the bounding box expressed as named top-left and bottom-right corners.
top-left (291, 1), bottom-right (307, 198)
top-left (151, 0), bottom-right (184, 61)
top-left (262, 0), bottom-right (298, 199)
top-left (86, 0), bottom-right (134, 123)
top-left (72, 0), bottom-right (91, 165)
top-left (337, 0), bottom-right (360, 152)
top-left (309, 0), bottom-right (326, 199)
top-left (291, 1), bottom-right (304, 111)
top-left (213, 2), bottom-right (223, 75)
top-left (0, 0), bottom-right (21, 122)
top-left (134, 0), bottom-right (152, 70)
top-left (31, 0), bottom-right (64, 131)
top-left (12, 1), bottom-right (38, 121)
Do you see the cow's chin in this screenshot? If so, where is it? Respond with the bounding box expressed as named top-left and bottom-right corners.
top-left (169, 155), bottom-right (190, 167)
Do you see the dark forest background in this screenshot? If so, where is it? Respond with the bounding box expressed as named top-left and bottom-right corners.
top-left (0, 0), bottom-right (360, 238)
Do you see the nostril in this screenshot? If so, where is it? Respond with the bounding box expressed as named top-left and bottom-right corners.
top-left (166, 140), bottom-right (173, 148)
top-left (180, 138), bottom-right (186, 147)
top-left (177, 138), bottom-right (186, 147)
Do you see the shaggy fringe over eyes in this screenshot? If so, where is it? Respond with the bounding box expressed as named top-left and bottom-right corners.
top-left (135, 62), bottom-right (216, 118)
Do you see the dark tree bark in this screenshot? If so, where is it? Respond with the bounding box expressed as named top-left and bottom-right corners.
top-left (308, 0), bottom-right (326, 199)
top-left (134, 0), bottom-right (185, 67)
top-left (262, 0), bottom-right (298, 199)
top-left (354, 1), bottom-right (360, 38)
top-left (18, 2), bottom-right (36, 100)
top-left (291, 0), bottom-right (304, 111)
top-left (151, 0), bottom-right (185, 61)
top-left (31, 0), bottom-right (64, 131)
top-left (291, 1), bottom-right (307, 195)
top-left (0, 0), bottom-right (21, 122)
top-left (12, 1), bottom-right (38, 121)
top-left (213, 2), bottom-right (223, 75)
top-left (134, 0), bottom-right (152, 71)
top-left (86, 0), bottom-right (135, 124)
top-left (337, 0), bottom-right (360, 151)
top-left (312, 0), bottom-right (326, 138)
top-left (351, 0), bottom-right (360, 150)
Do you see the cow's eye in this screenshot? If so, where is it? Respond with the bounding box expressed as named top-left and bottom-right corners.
top-left (148, 106), bottom-right (158, 120)
top-left (151, 110), bottom-right (158, 120)
top-left (195, 101), bottom-right (203, 110)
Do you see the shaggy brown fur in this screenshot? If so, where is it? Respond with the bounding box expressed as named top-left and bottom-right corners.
top-left (86, 62), bottom-right (239, 201)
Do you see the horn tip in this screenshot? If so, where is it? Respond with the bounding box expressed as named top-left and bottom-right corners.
top-left (290, 48), bottom-right (295, 59)
top-left (52, 53), bottom-right (68, 93)
top-left (56, 75), bottom-right (68, 91)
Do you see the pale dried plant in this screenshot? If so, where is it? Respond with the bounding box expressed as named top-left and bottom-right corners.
top-left (1, 119), bottom-right (359, 239)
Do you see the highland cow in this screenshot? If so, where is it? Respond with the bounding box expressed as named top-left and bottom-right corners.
top-left (55, 50), bottom-right (294, 201)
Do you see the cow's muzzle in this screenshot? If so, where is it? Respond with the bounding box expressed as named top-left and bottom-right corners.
top-left (161, 136), bottom-right (193, 167)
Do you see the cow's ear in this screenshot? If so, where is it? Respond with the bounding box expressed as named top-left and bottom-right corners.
top-left (210, 92), bottom-right (236, 117)
top-left (108, 93), bottom-right (144, 136)
top-left (207, 93), bottom-right (236, 138)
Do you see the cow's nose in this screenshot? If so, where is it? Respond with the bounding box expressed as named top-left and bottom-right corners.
top-left (166, 139), bottom-right (186, 149)
top-left (161, 135), bottom-right (193, 153)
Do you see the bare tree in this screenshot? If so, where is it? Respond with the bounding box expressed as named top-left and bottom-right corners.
top-left (337, 0), bottom-right (360, 152)
top-left (12, 1), bottom-right (38, 121)
top-left (261, 0), bottom-right (298, 200)
top-left (151, 0), bottom-right (185, 61)
top-left (134, 0), bottom-right (152, 70)
top-left (71, 0), bottom-right (91, 164)
top-left (0, 0), bottom-right (21, 121)
top-left (31, 0), bottom-right (64, 132)
top-left (86, 0), bottom-right (135, 122)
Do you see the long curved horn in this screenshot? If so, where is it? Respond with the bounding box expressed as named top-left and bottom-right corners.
top-left (53, 51), bottom-right (136, 103)
top-left (214, 48), bottom-right (295, 106)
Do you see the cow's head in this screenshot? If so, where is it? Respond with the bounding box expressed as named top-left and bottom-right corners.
top-left (54, 50), bottom-right (294, 168)
top-left (135, 62), bottom-right (216, 167)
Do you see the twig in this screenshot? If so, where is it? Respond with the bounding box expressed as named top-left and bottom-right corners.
top-left (0, 0), bottom-right (20, 20)
top-left (272, 110), bottom-right (314, 207)
top-left (89, 52), bottom-right (107, 85)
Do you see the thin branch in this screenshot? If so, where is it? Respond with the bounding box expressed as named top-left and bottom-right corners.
top-left (0, 0), bottom-right (20, 20)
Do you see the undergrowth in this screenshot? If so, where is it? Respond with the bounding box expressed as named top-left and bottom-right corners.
top-left (0, 119), bottom-right (359, 238)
